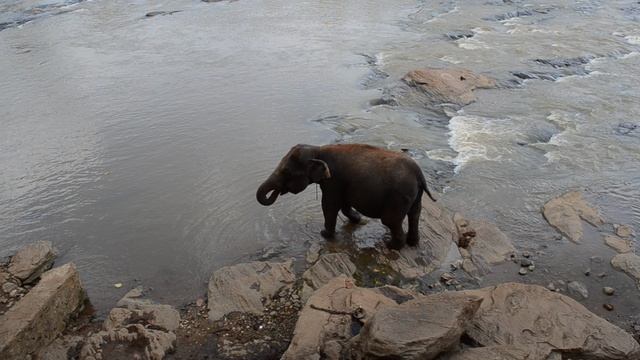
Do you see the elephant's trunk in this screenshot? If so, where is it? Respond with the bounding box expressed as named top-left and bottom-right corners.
top-left (256, 176), bottom-right (280, 206)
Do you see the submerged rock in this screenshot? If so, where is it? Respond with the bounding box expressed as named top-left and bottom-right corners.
top-left (464, 283), bottom-right (640, 359)
top-left (542, 191), bottom-right (605, 243)
top-left (567, 281), bottom-right (589, 300)
top-left (8, 240), bottom-right (57, 284)
top-left (351, 292), bottom-right (482, 359)
top-left (604, 235), bottom-right (632, 253)
top-left (615, 224), bottom-right (635, 238)
top-left (611, 253), bottom-right (640, 289)
top-left (0, 263), bottom-right (85, 360)
top-left (402, 68), bottom-right (496, 106)
top-left (207, 259), bottom-right (296, 321)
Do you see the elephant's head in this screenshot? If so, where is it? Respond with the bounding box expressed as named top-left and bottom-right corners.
top-left (256, 145), bottom-right (331, 206)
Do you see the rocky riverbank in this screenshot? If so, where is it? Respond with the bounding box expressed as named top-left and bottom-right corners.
top-left (1, 187), bottom-right (639, 359)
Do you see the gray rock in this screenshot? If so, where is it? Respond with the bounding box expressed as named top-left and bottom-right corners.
top-left (542, 191), bottom-right (604, 243)
top-left (352, 292), bottom-right (482, 359)
top-left (604, 235), bottom-right (632, 253)
top-left (79, 324), bottom-right (175, 360)
top-left (520, 258), bottom-right (533, 267)
top-left (567, 281), bottom-right (589, 299)
top-left (35, 335), bottom-right (83, 360)
top-left (518, 268), bottom-right (527, 275)
top-left (464, 220), bottom-right (516, 272)
top-left (2, 282), bottom-right (18, 294)
top-left (8, 241), bottom-right (57, 284)
top-left (207, 259), bottom-right (296, 321)
top-left (446, 346), bottom-right (531, 360)
top-left (282, 276), bottom-right (402, 360)
top-left (464, 283), bottom-right (640, 359)
top-left (611, 253), bottom-right (640, 289)
top-left (603, 287), bottom-right (615, 296)
top-left (403, 68), bottom-right (496, 106)
top-left (0, 263), bottom-right (85, 360)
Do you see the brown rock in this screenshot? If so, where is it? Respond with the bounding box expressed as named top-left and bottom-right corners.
top-left (543, 191), bottom-right (604, 243)
top-left (207, 259), bottom-right (296, 321)
top-left (604, 235), bottom-right (632, 254)
top-left (8, 241), bottom-right (56, 284)
top-left (352, 292), bottom-right (483, 359)
top-left (403, 68), bottom-right (496, 106)
top-left (611, 253), bottom-right (640, 288)
top-left (446, 346), bottom-right (531, 360)
top-left (464, 283), bottom-right (640, 359)
top-left (615, 224), bottom-right (635, 238)
top-left (0, 263), bottom-right (85, 360)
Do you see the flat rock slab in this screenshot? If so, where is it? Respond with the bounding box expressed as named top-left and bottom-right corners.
top-left (543, 191), bottom-right (604, 243)
top-left (464, 282), bottom-right (640, 359)
top-left (353, 292), bottom-right (483, 360)
top-left (455, 218), bottom-right (516, 274)
top-left (611, 253), bottom-right (640, 289)
top-left (208, 259), bottom-right (296, 321)
top-left (301, 253), bottom-right (356, 302)
top-left (403, 68), bottom-right (496, 106)
top-left (604, 235), bottom-right (632, 253)
top-left (282, 276), bottom-right (415, 360)
top-left (0, 263), bottom-right (85, 360)
top-left (445, 346), bottom-right (531, 360)
top-left (8, 240), bottom-right (56, 284)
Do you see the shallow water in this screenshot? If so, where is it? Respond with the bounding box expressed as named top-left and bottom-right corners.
top-left (1, 0), bottom-right (639, 319)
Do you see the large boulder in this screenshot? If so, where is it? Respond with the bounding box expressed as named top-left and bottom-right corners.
top-left (464, 282), bottom-right (640, 359)
top-left (542, 191), bottom-right (604, 243)
top-left (611, 253), bottom-right (640, 288)
top-left (301, 253), bottom-right (357, 302)
top-left (0, 263), bottom-right (85, 360)
top-left (282, 276), bottom-right (417, 360)
top-left (402, 68), bottom-right (496, 106)
top-left (444, 346), bottom-right (531, 360)
top-left (352, 292), bottom-right (483, 359)
top-left (207, 259), bottom-right (296, 321)
top-left (8, 240), bottom-right (56, 284)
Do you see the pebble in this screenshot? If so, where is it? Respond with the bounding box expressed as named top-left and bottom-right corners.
top-left (9, 289), bottom-right (18, 297)
top-left (603, 287), bottom-right (615, 296)
top-left (584, 268), bottom-right (591, 276)
top-left (520, 259), bottom-right (533, 267)
top-left (2, 282), bottom-right (18, 294)
top-left (114, 283), bottom-right (123, 288)
top-left (528, 265), bottom-right (535, 271)
top-left (603, 303), bottom-right (614, 311)
top-left (547, 282), bottom-right (556, 291)
top-left (196, 298), bottom-right (205, 307)
top-left (568, 281), bottom-right (589, 299)
top-left (522, 251), bottom-right (531, 258)
top-left (518, 268), bottom-right (528, 275)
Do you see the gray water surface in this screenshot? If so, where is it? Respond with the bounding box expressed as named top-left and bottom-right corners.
top-left (1, 0), bottom-right (640, 320)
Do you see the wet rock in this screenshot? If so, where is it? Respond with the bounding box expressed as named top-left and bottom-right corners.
top-left (0, 263), bottom-right (85, 360)
top-left (567, 281), bottom-right (589, 299)
top-left (464, 283), bottom-right (640, 359)
top-left (351, 292), bottom-right (482, 360)
top-left (282, 276), bottom-right (402, 360)
top-left (145, 10), bottom-right (181, 17)
top-left (542, 191), bottom-right (605, 243)
top-left (611, 253), bottom-right (640, 288)
top-left (207, 259), bottom-right (296, 321)
top-left (445, 30), bottom-right (474, 40)
top-left (80, 324), bottom-right (175, 360)
top-left (8, 241), bottom-right (57, 284)
top-left (485, 7), bottom-right (553, 21)
top-left (402, 68), bottom-right (496, 106)
top-left (303, 253), bottom-right (356, 290)
top-left (615, 224), bottom-right (635, 238)
top-left (603, 287), bottom-right (615, 296)
top-left (518, 268), bottom-right (527, 276)
top-left (520, 258), bottom-right (533, 267)
top-left (535, 56), bottom-right (594, 69)
top-left (604, 303), bottom-right (614, 311)
top-left (305, 242), bottom-right (323, 264)
top-left (446, 346), bottom-right (530, 360)
top-left (615, 123), bottom-right (638, 136)
top-left (604, 235), bottom-right (632, 253)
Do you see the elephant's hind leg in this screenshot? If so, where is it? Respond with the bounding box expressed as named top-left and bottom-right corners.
top-left (381, 210), bottom-right (407, 250)
top-left (406, 191), bottom-right (422, 247)
top-left (341, 206), bottom-right (362, 224)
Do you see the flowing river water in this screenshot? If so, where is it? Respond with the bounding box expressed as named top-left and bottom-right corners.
top-left (2, 0), bottom-right (640, 324)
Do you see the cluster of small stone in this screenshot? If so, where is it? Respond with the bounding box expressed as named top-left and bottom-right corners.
top-left (0, 267), bottom-right (31, 315)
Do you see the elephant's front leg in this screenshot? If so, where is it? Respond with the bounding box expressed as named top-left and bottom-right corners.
top-left (320, 194), bottom-right (340, 239)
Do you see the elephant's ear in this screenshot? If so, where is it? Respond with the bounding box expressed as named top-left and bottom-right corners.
top-left (308, 159), bottom-right (331, 182)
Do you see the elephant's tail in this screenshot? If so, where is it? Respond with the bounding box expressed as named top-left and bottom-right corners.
top-left (419, 173), bottom-right (437, 202)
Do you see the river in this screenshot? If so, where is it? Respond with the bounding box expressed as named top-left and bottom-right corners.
top-left (1, 0), bottom-right (639, 321)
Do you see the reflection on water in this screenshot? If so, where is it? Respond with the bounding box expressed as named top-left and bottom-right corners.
top-left (1, 0), bottom-right (639, 314)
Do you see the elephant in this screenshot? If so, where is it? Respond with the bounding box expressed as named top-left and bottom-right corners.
top-left (256, 144), bottom-right (436, 249)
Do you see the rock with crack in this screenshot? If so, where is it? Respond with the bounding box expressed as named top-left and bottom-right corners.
top-left (443, 345), bottom-right (531, 360)
top-left (611, 253), bottom-right (640, 289)
top-left (112, 286), bottom-right (180, 332)
top-left (543, 191), bottom-right (604, 243)
top-left (79, 324), bottom-right (176, 360)
top-left (207, 259), bottom-right (296, 321)
top-left (282, 276), bottom-right (417, 360)
top-left (8, 240), bottom-right (57, 284)
top-left (402, 68), bottom-right (496, 106)
top-left (351, 292), bottom-right (483, 360)
top-left (0, 263), bottom-right (85, 360)
top-left (604, 235), bottom-right (632, 253)
top-left (464, 282), bottom-right (640, 359)
top-left (301, 253), bottom-right (356, 302)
